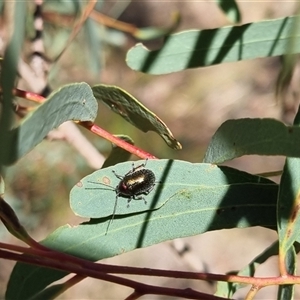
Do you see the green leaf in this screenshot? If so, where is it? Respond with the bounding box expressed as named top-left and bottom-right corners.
top-left (277, 158), bottom-right (300, 253)
top-left (7, 160), bottom-right (279, 299)
top-left (70, 159), bottom-right (277, 219)
top-left (277, 247), bottom-right (296, 300)
top-left (277, 107), bottom-right (300, 286)
top-left (133, 12), bottom-right (180, 40)
top-left (0, 197), bottom-right (33, 243)
top-left (276, 107), bottom-right (300, 298)
top-left (276, 16), bottom-right (300, 98)
top-left (28, 283), bottom-right (66, 300)
top-left (126, 15), bottom-right (298, 75)
top-left (203, 118), bottom-right (300, 164)
top-left (101, 135), bottom-right (134, 168)
top-left (6, 267), bottom-right (67, 300)
top-left (92, 84), bottom-right (181, 150)
top-left (215, 241), bottom-right (279, 297)
top-left (133, 26), bottom-right (175, 41)
top-left (84, 18), bottom-right (101, 74)
top-left (43, 0), bottom-right (81, 15)
top-left (0, 3), bottom-right (26, 166)
top-left (214, 0), bottom-right (241, 23)
top-left (5, 82), bottom-right (98, 165)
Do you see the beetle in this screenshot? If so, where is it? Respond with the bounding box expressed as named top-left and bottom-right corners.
top-left (86, 159), bottom-right (156, 234)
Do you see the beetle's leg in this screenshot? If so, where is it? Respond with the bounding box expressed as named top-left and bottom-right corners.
top-left (124, 161), bottom-right (141, 176)
top-left (133, 195), bottom-right (147, 204)
top-left (127, 196), bottom-right (133, 208)
top-left (143, 158), bottom-right (148, 168)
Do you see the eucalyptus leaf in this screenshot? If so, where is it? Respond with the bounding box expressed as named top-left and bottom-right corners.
top-left (277, 158), bottom-right (300, 253)
top-left (277, 247), bottom-right (296, 300)
top-left (215, 241), bottom-right (279, 298)
top-left (127, 15), bottom-right (299, 74)
top-left (0, 3), bottom-right (26, 166)
top-left (92, 84), bottom-right (181, 150)
top-left (70, 159), bottom-right (277, 220)
top-left (7, 160), bottom-right (278, 300)
top-left (5, 82), bottom-right (97, 165)
top-left (133, 12), bottom-right (180, 40)
top-left (101, 135), bottom-right (134, 168)
top-left (203, 118), bottom-right (300, 164)
top-left (214, 0), bottom-right (240, 23)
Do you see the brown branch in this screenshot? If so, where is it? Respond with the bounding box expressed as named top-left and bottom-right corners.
top-left (0, 248), bottom-right (226, 300)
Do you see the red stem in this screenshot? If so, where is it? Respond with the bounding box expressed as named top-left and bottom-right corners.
top-left (13, 88), bottom-right (157, 159)
top-left (80, 122), bottom-right (157, 159)
top-left (0, 248), bottom-right (225, 300)
top-left (1, 242), bottom-right (300, 287)
top-left (13, 88), bottom-right (46, 103)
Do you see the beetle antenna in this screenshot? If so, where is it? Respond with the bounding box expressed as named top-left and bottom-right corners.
top-left (105, 194), bottom-right (119, 235)
top-left (86, 181), bottom-right (115, 191)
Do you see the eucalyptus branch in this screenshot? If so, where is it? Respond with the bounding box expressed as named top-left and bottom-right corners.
top-left (0, 248), bottom-right (226, 300)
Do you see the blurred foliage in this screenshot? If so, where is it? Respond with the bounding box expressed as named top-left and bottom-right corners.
top-left (2, 1), bottom-right (300, 299)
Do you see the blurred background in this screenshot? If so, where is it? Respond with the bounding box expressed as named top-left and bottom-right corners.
top-left (2, 1), bottom-right (300, 299)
